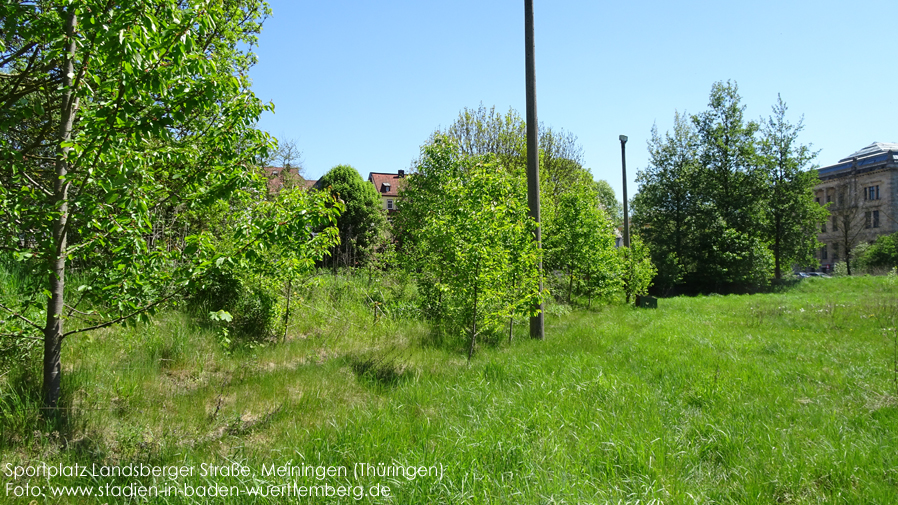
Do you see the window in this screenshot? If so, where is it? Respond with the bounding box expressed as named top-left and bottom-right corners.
top-left (873, 210), bottom-right (880, 228)
top-left (833, 243), bottom-right (839, 262)
top-left (821, 244), bottom-right (828, 260)
top-left (821, 221), bottom-right (826, 233)
top-left (815, 197), bottom-right (820, 204)
top-left (832, 216), bottom-right (838, 232)
top-left (865, 211), bottom-right (872, 229)
top-left (826, 194), bottom-right (832, 203)
top-left (865, 185), bottom-right (880, 200)
top-left (386, 199), bottom-right (394, 210)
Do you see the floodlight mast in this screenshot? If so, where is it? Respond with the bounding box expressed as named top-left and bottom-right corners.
top-left (620, 135), bottom-right (630, 248)
top-left (525, 0), bottom-right (544, 340)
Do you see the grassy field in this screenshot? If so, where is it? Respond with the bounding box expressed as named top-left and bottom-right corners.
top-left (2, 274), bottom-right (898, 504)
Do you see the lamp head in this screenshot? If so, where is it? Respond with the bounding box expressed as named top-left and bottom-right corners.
top-left (619, 135), bottom-right (628, 143)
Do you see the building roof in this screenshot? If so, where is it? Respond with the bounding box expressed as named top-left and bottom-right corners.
top-left (263, 166), bottom-right (309, 193)
top-left (839, 142), bottom-right (898, 162)
top-left (817, 142), bottom-right (898, 180)
top-left (367, 171), bottom-right (406, 197)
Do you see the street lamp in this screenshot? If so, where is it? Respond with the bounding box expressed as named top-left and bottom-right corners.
top-left (619, 135), bottom-right (629, 248)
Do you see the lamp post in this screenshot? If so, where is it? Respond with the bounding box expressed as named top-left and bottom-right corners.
top-left (619, 135), bottom-right (629, 248)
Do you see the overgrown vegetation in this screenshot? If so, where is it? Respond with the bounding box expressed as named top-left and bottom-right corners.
top-left (1, 274), bottom-right (896, 504)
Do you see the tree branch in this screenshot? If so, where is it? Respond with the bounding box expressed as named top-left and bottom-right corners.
top-left (0, 332), bottom-right (43, 341)
top-left (61, 286), bottom-right (185, 339)
top-left (0, 301), bottom-right (43, 332)
top-left (21, 171), bottom-right (53, 198)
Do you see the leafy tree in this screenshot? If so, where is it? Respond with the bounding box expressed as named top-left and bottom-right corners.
top-left (691, 80), bottom-right (770, 288)
top-left (592, 179), bottom-right (623, 228)
top-left (0, 0), bottom-right (340, 410)
top-left (617, 237), bottom-right (657, 304)
top-left (434, 104), bottom-right (591, 214)
top-left (631, 111), bottom-right (699, 293)
top-left (544, 179), bottom-right (617, 305)
top-left (634, 82), bottom-right (788, 293)
top-left (317, 164), bottom-right (389, 269)
top-left (538, 127), bottom-right (585, 205)
top-left (758, 95), bottom-right (827, 279)
top-left (443, 104), bottom-right (526, 170)
top-left (398, 138), bottom-right (540, 358)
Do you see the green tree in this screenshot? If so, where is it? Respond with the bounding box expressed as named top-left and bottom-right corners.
top-left (631, 111), bottom-right (699, 293)
top-left (398, 138), bottom-right (540, 358)
top-left (544, 179), bottom-right (617, 305)
top-left (317, 164), bottom-right (389, 269)
top-left (617, 237), bottom-right (657, 304)
top-left (434, 104), bottom-right (592, 214)
top-left (443, 104), bottom-right (526, 170)
top-left (691, 80), bottom-right (770, 288)
top-left (592, 179), bottom-right (623, 228)
top-left (758, 95), bottom-right (827, 279)
top-left (0, 0), bottom-right (340, 410)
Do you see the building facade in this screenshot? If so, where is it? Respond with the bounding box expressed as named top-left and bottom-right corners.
top-left (814, 142), bottom-right (898, 271)
top-left (367, 170), bottom-right (406, 214)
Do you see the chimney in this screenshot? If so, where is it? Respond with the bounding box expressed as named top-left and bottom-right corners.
top-left (398, 169), bottom-right (405, 177)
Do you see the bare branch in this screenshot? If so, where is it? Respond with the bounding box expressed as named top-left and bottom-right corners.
top-left (64, 303), bottom-right (97, 317)
top-left (0, 301), bottom-right (43, 332)
top-left (61, 287), bottom-right (185, 339)
top-left (0, 332), bottom-right (43, 341)
top-left (21, 171), bottom-right (53, 198)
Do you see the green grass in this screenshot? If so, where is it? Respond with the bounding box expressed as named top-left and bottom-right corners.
top-left (2, 274), bottom-right (897, 504)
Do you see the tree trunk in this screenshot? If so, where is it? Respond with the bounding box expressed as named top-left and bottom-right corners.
top-left (586, 266), bottom-right (592, 309)
top-left (567, 264), bottom-right (573, 304)
top-left (282, 277), bottom-right (292, 342)
top-left (468, 273), bottom-right (479, 362)
top-left (43, 7), bottom-right (79, 412)
top-left (774, 215), bottom-right (782, 280)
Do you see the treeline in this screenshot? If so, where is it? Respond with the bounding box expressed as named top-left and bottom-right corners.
top-left (632, 81), bottom-right (827, 294)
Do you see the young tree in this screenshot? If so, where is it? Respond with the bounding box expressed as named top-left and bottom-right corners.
top-left (443, 104), bottom-right (526, 170)
top-left (758, 95), bottom-right (827, 279)
top-left (0, 0), bottom-right (339, 411)
top-left (856, 231), bottom-right (898, 271)
top-left (398, 138), bottom-right (540, 358)
top-left (544, 179), bottom-right (617, 304)
top-left (617, 237), bottom-right (657, 305)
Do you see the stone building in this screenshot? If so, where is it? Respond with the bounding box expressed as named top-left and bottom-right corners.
top-left (814, 142), bottom-right (898, 271)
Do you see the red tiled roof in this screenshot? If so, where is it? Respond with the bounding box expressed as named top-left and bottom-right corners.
top-left (367, 172), bottom-right (406, 197)
top-left (263, 166), bottom-right (307, 193)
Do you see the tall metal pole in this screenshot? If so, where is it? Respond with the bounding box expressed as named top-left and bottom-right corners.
top-left (619, 135), bottom-right (630, 248)
top-left (525, 0), bottom-right (544, 340)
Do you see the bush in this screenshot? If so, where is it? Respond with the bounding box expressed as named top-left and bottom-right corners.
top-left (855, 232), bottom-right (898, 273)
top-left (230, 283), bottom-right (279, 340)
top-left (188, 267), bottom-right (280, 345)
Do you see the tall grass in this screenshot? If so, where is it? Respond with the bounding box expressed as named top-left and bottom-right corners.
top-left (1, 274), bottom-right (897, 503)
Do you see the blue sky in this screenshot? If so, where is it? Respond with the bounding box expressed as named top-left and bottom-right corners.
top-left (249, 0), bottom-right (897, 201)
